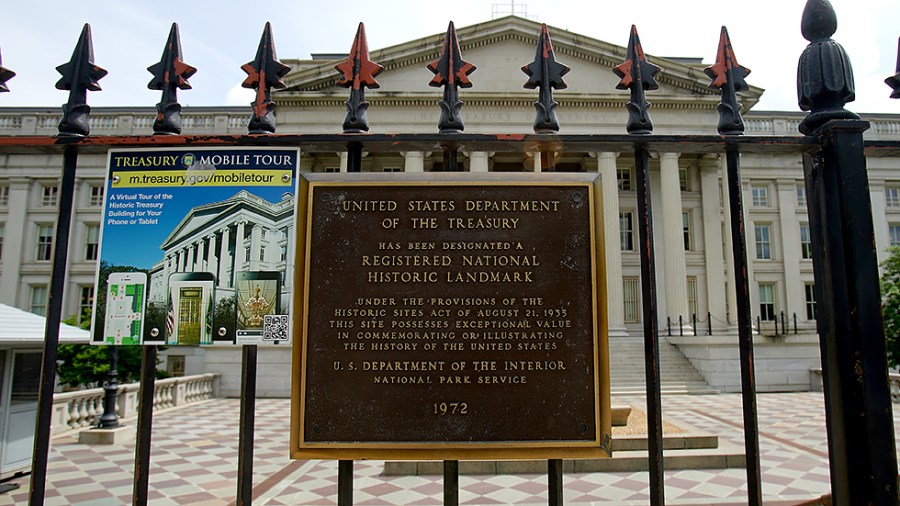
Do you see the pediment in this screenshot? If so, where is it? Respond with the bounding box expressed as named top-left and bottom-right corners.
top-left (279, 16), bottom-right (763, 106)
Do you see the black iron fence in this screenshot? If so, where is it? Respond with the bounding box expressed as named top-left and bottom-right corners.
top-left (0, 0), bottom-right (898, 505)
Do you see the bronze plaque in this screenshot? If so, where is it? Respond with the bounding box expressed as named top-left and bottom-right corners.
top-left (291, 174), bottom-right (610, 460)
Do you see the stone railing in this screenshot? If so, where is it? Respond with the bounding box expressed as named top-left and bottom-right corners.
top-left (51, 373), bottom-right (220, 438)
top-left (745, 113), bottom-right (900, 140)
top-left (810, 369), bottom-right (900, 402)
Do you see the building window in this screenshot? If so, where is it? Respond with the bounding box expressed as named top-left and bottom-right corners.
top-left (79, 286), bottom-right (94, 324)
top-left (805, 283), bottom-right (817, 321)
top-left (41, 185), bottom-right (59, 207)
top-left (31, 286), bottom-right (48, 316)
top-left (800, 224), bottom-right (812, 259)
top-left (167, 355), bottom-right (186, 377)
top-left (617, 168), bottom-right (632, 191)
top-left (623, 276), bottom-right (640, 323)
top-left (682, 211), bottom-right (692, 251)
top-left (36, 224), bottom-right (54, 261)
top-left (759, 283), bottom-right (776, 321)
top-left (0, 185), bottom-right (8, 206)
top-left (887, 187), bottom-right (900, 208)
top-left (0, 224), bottom-right (3, 261)
top-left (890, 224), bottom-right (900, 247)
top-left (686, 276), bottom-right (698, 318)
top-left (619, 212), bottom-right (634, 251)
top-left (89, 185), bottom-right (104, 206)
top-left (85, 224), bottom-right (100, 261)
top-left (259, 247), bottom-right (266, 262)
top-left (679, 167), bottom-right (690, 192)
top-left (383, 166), bottom-right (402, 173)
top-left (280, 244), bottom-right (288, 262)
top-left (751, 185), bottom-right (768, 207)
top-left (796, 185), bottom-right (807, 207)
top-left (324, 167), bottom-right (339, 173)
top-left (245, 246), bottom-right (251, 263)
top-left (755, 224), bottom-right (771, 260)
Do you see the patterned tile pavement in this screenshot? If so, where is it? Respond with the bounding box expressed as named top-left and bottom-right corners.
top-left (1, 392), bottom-right (897, 505)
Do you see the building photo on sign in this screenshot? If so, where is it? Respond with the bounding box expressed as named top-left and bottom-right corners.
top-left (90, 147), bottom-right (299, 347)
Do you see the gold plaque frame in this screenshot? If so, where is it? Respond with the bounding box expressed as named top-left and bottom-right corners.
top-left (290, 172), bottom-right (610, 461)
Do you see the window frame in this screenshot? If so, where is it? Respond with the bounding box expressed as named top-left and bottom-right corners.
top-left (758, 283), bottom-right (776, 321)
top-left (751, 185), bottom-right (768, 207)
top-left (754, 223), bottom-right (772, 260)
top-left (619, 211), bottom-right (634, 252)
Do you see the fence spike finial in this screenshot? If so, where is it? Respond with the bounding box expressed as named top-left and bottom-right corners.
top-left (613, 25), bottom-right (659, 135)
top-left (886, 37), bottom-right (900, 99)
top-left (796, 0), bottom-right (857, 134)
top-left (241, 22), bottom-right (291, 135)
top-left (705, 26), bottom-right (751, 135)
top-left (147, 23), bottom-right (196, 135)
top-left (428, 21), bottom-right (476, 133)
top-left (522, 23), bottom-right (569, 133)
top-left (55, 23), bottom-right (107, 137)
top-left (335, 22), bottom-right (383, 133)
top-left (0, 47), bottom-right (15, 93)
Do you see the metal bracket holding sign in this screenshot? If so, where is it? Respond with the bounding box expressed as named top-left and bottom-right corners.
top-left (90, 147), bottom-right (300, 346)
top-left (291, 172), bottom-right (611, 461)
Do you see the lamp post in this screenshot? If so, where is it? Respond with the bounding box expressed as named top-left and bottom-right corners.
top-left (98, 346), bottom-right (120, 429)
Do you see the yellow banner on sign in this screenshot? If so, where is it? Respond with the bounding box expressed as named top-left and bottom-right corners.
top-left (112, 169), bottom-right (293, 188)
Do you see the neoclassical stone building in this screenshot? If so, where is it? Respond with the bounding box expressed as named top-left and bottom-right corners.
top-left (0, 16), bottom-right (898, 395)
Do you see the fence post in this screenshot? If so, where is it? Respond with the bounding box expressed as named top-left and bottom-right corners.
top-left (798, 1), bottom-right (898, 503)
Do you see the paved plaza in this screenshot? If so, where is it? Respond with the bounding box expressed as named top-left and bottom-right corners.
top-left (2, 392), bottom-right (897, 505)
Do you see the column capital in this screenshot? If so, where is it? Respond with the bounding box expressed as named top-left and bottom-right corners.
top-left (658, 152), bottom-right (681, 162)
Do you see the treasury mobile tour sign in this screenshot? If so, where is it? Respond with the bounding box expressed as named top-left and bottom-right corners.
top-left (90, 147), bottom-right (299, 347)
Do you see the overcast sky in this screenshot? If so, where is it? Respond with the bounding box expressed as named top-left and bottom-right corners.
top-left (1, 0), bottom-right (898, 114)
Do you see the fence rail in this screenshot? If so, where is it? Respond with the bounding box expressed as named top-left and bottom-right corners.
top-left (51, 373), bottom-right (220, 438)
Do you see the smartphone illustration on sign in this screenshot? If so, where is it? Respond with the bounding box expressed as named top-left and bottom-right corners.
top-left (234, 271), bottom-right (282, 345)
top-left (103, 272), bottom-right (147, 345)
top-left (166, 272), bottom-right (215, 346)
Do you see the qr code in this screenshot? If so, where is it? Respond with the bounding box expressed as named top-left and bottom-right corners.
top-left (263, 315), bottom-right (290, 342)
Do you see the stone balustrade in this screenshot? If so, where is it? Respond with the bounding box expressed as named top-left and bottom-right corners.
top-left (810, 369), bottom-right (900, 402)
top-left (51, 373), bottom-right (220, 438)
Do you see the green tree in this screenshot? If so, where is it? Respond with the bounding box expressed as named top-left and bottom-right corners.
top-left (58, 309), bottom-right (165, 389)
top-left (881, 247), bottom-right (900, 369)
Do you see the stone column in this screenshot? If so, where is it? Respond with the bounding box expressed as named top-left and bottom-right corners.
top-left (720, 158), bottom-right (738, 327)
top-left (219, 225), bottom-right (232, 288)
top-left (186, 243), bottom-right (196, 272)
top-left (700, 162), bottom-right (728, 332)
top-left (401, 152), bottom-right (430, 173)
top-left (163, 254), bottom-right (171, 284)
top-left (177, 248), bottom-right (186, 272)
top-left (339, 152), bottom-right (348, 173)
top-left (741, 180), bottom-right (759, 322)
top-left (777, 179), bottom-right (803, 320)
top-left (283, 226), bottom-right (293, 290)
top-left (0, 178), bottom-right (30, 305)
top-left (196, 237), bottom-right (206, 272)
top-left (870, 182), bottom-right (890, 268)
top-left (658, 153), bottom-right (690, 325)
top-left (207, 234), bottom-right (218, 282)
top-left (235, 221), bottom-right (246, 273)
top-left (597, 152), bottom-right (626, 336)
top-left (250, 224), bottom-right (262, 270)
top-left (468, 152), bottom-right (491, 172)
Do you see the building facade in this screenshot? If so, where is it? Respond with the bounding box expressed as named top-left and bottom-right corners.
top-left (0, 16), bottom-right (898, 395)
